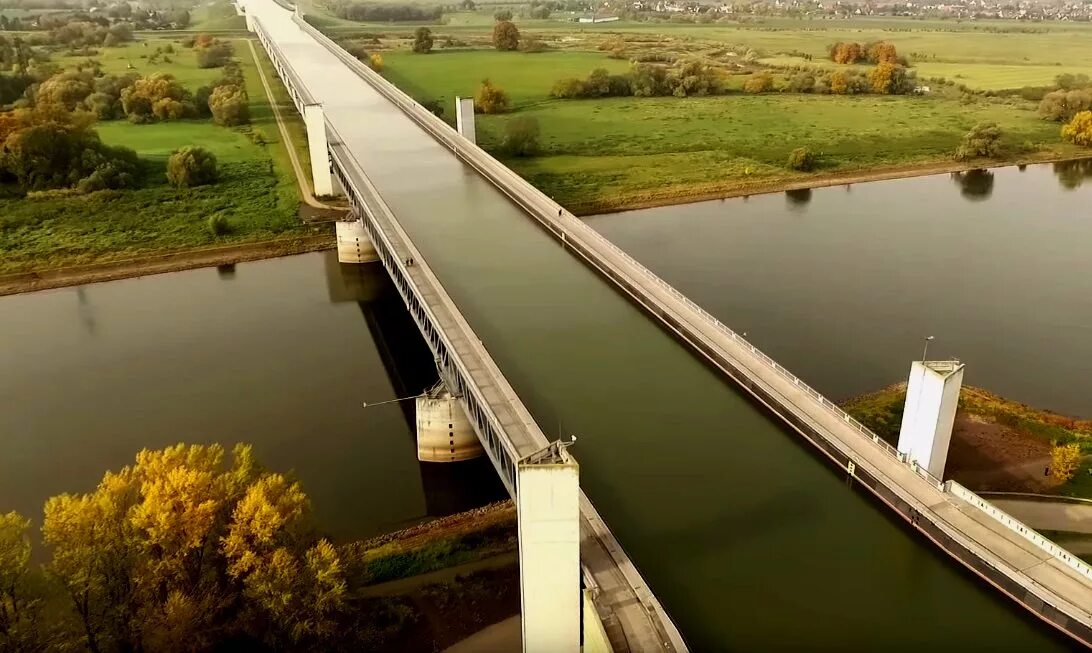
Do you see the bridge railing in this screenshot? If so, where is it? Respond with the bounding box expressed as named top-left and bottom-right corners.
top-left (252, 15), bottom-right (315, 113)
top-left (288, 8), bottom-right (1092, 623)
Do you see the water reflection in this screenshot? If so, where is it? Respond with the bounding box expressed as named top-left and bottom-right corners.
top-left (1053, 158), bottom-right (1092, 190)
top-left (785, 188), bottom-right (812, 209)
top-left (216, 263), bottom-right (236, 279)
top-left (325, 253), bottom-right (507, 517)
top-left (951, 169), bottom-right (994, 201)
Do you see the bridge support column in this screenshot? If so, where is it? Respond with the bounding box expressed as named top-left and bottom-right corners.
top-left (897, 360), bottom-right (965, 479)
top-left (415, 382), bottom-right (483, 462)
top-left (518, 443), bottom-right (580, 653)
top-left (335, 219), bottom-right (378, 263)
top-left (304, 103), bottom-right (336, 197)
top-left (455, 96), bottom-right (476, 144)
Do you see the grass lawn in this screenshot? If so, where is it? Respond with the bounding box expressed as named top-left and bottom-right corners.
top-left (381, 49), bottom-right (630, 111)
top-left (378, 47), bottom-right (1087, 211)
top-left (55, 40), bottom-right (225, 90)
top-left (0, 39), bottom-right (309, 273)
top-left (190, 0), bottom-right (247, 31)
top-left (242, 39), bottom-right (313, 189)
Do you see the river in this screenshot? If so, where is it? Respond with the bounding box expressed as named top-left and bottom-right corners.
top-left (588, 160), bottom-right (1092, 418)
top-left (0, 252), bottom-right (504, 543)
top-left (1, 161), bottom-right (1086, 650)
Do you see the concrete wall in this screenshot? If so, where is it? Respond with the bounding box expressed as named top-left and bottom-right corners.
top-left (455, 97), bottom-right (476, 144)
top-left (898, 362), bottom-right (964, 479)
top-left (335, 220), bottom-right (378, 263)
top-left (582, 590), bottom-right (613, 653)
top-left (518, 460), bottom-right (580, 653)
top-left (303, 104), bottom-right (334, 197)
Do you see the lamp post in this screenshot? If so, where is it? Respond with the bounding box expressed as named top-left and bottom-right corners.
top-left (921, 335), bottom-right (935, 363)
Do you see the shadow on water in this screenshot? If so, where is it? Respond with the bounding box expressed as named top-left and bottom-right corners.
top-left (1053, 158), bottom-right (1092, 190)
top-left (951, 169), bottom-right (994, 201)
top-left (323, 252), bottom-right (507, 518)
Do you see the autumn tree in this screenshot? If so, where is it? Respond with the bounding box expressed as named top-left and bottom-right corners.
top-left (369, 52), bottom-right (383, 72)
top-left (743, 72), bottom-right (773, 94)
top-left (208, 84), bottom-right (249, 126)
top-left (474, 78), bottom-right (510, 113)
top-left (413, 26), bottom-right (433, 54)
top-left (492, 20), bottom-right (520, 51)
top-left (867, 41), bottom-right (899, 64)
top-left (0, 512), bottom-right (36, 649)
top-left (956, 122), bottom-right (1003, 160)
top-left (1061, 110), bottom-right (1092, 146)
top-left (195, 39), bottom-right (234, 69)
top-left (1037, 89), bottom-right (1092, 122)
top-left (868, 62), bottom-right (913, 95)
top-left (166, 146), bottom-right (218, 188)
top-left (34, 70), bottom-right (94, 111)
top-left (41, 444), bottom-right (346, 651)
top-left (502, 116), bottom-right (540, 156)
top-left (829, 41), bottom-right (863, 64)
top-left (1050, 442), bottom-right (1081, 482)
top-left (120, 73), bottom-right (194, 123)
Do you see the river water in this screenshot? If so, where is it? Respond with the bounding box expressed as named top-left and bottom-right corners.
top-left (585, 161), bottom-right (1092, 418)
top-left (0, 252), bottom-right (504, 543)
top-left (1, 162), bottom-right (1087, 650)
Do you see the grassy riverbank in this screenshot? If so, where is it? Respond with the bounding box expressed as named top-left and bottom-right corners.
top-left (0, 37), bottom-right (311, 275)
top-left (842, 384), bottom-right (1092, 498)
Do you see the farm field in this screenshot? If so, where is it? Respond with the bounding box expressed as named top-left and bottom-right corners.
top-left (0, 38), bottom-right (309, 273)
top-left (381, 50), bottom-right (630, 108)
top-left (190, 0), bottom-right (247, 31)
top-left (380, 48), bottom-right (1086, 212)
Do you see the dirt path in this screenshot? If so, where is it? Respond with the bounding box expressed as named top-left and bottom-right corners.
top-left (0, 234), bottom-right (334, 297)
top-left (247, 38), bottom-right (334, 210)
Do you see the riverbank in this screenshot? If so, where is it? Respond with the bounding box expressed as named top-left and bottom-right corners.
top-left (842, 384), bottom-right (1092, 498)
top-left (338, 501), bottom-right (520, 651)
top-left (562, 152), bottom-right (1092, 216)
top-left (0, 231), bottom-right (335, 297)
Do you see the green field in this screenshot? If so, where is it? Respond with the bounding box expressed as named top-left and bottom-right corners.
top-left (56, 40), bottom-right (225, 90)
top-left (0, 39), bottom-right (310, 273)
top-left (382, 50), bottom-right (630, 108)
top-left (190, 0), bottom-right (247, 31)
top-left (380, 47), bottom-right (1085, 212)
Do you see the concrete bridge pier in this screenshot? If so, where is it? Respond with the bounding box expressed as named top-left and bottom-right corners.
top-left (415, 382), bottom-right (484, 462)
top-left (455, 97), bottom-right (476, 143)
top-left (897, 360), bottom-right (965, 479)
top-left (518, 441), bottom-right (580, 653)
top-left (335, 219), bottom-right (379, 264)
top-left (303, 103), bottom-right (336, 197)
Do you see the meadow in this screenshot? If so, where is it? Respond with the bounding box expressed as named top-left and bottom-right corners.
top-left (0, 37), bottom-right (309, 273)
top-left (380, 45), bottom-right (1086, 212)
top-left (56, 40), bottom-right (225, 90)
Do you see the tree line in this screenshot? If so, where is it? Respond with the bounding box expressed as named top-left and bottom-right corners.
top-left (332, 1), bottom-right (443, 22)
top-left (827, 40), bottom-right (908, 66)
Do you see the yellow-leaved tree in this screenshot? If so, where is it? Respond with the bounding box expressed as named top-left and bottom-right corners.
top-left (41, 443), bottom-right (345, 652)
top-left (1050, 442), bottom-right (1082, 483)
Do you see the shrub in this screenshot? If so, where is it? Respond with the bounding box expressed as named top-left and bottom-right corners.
top-left (502, 116), bottom-right (539, 156)
top-left (166, 146), bottom-right (218, 188)
top-left (369, 53), bottom-right (383, 72)
top-left (493, 9), bottom-right (512, 21)
top-left (413, 27), bottom-right (433, 54)
top-left (549, 78), bottom-right (585, 99)
top-left (474, 79), bottom-right (509, 114)
top-left (956, 122), bottom-right (1003, 160)
top-left (1061, 110), bottom-right (1092, 146)
top-left (208, 84), bottom-right (249, 126)
top-left (788, 147), bottom-right (816, 171)
top-left (196, 41), bottom-right (234, 69)
top-left (492, 20), bottom-right (519, 51)
top-left (1050, 442), bottom-right (1081, 482)
top-left (743, 72), bottom-right (774, 94)
top-left (208, 214), bottom-right (231, 236)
